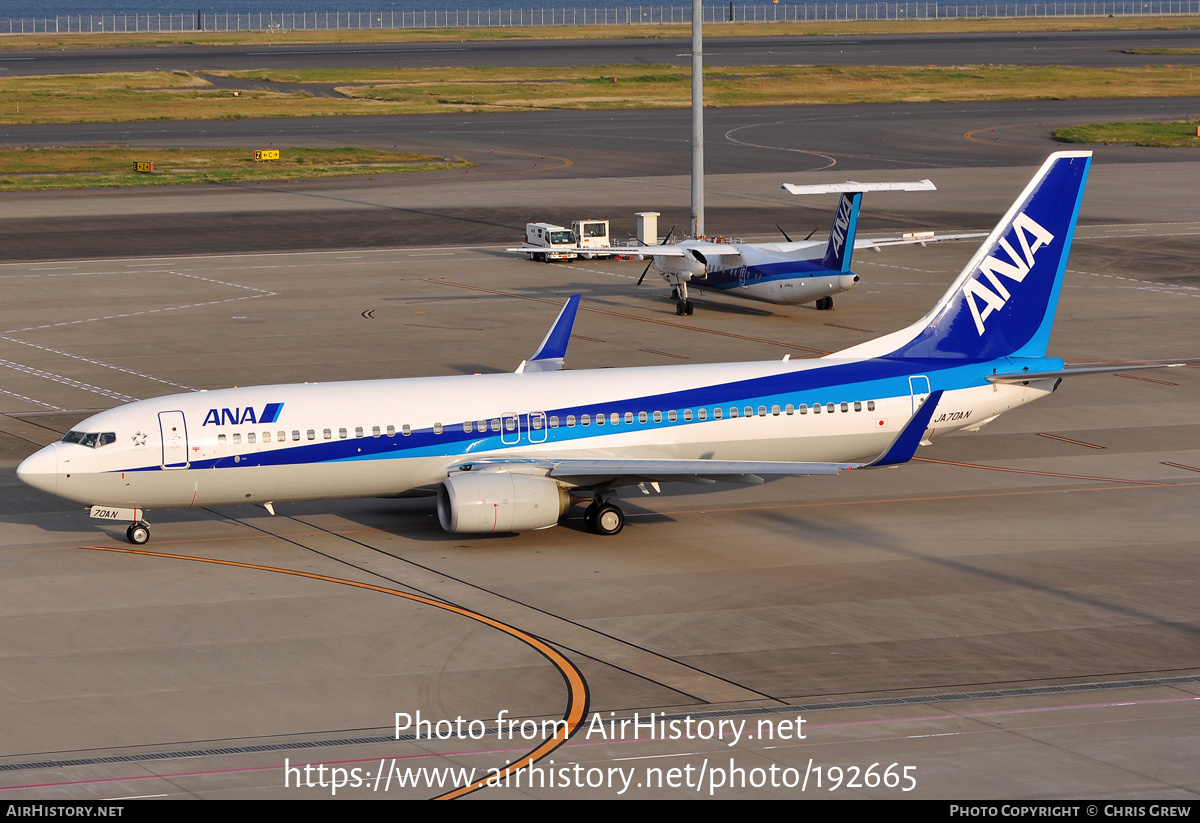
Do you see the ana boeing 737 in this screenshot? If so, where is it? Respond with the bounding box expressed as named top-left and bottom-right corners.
top-left (17, 151), bottom-right (1176, 544)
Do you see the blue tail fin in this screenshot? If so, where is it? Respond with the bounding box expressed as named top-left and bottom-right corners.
top-left (890, 151), bottom-right (1091, 360)
top-left (820, 192), bottom-right (862, 273)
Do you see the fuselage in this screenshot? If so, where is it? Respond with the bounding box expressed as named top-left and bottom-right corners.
top-left (17, 352), bottom-right (1055, 511)
top-left (655, 240), bottom-right (859, 305)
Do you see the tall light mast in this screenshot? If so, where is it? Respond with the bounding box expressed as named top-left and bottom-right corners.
top-left (690, 0), bottom-right (704, 239)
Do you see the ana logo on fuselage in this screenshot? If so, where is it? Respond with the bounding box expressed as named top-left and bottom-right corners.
top-left (962, 212), bottom-right (1055, 336)
top-left (202, 402), bottom-right (284, 427)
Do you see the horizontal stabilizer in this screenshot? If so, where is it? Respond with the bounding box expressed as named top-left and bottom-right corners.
top-left (986, 363), bottom-right (1186, 383)
top-left (782, 179), bottom-right (936, 195)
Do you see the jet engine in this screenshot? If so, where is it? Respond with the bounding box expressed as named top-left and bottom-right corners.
top-left (437, 472), bottom-right (571, 533)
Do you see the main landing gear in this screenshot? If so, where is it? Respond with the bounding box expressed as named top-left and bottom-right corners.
top-left (125, 521), bottom-right (151, 545)
top-left (815, 296), bottom-right (835, 311)
top-left (583, 501), bottom-right (625, 535)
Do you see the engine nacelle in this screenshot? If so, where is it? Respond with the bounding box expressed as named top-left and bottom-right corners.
top-left (437, 472), bottom-right (571, 533)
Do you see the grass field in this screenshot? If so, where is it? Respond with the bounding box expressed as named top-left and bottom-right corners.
top-left (1054, 120), bottom-right (1200, 147)
top-left (2, 64), bottom-right (1199, 124)
top-left (3, 16), bottom-right (1200, 50)
top-left (0, 146), bottom-right (468, 190)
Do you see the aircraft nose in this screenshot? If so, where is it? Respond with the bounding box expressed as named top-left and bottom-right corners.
top-left (17, 443), bottom-right (58, 496)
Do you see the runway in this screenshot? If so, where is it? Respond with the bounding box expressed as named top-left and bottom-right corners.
top-left (2, 29), bottom-right (1199, 76)
top-left (1, 153), bottom-right (1198, 797)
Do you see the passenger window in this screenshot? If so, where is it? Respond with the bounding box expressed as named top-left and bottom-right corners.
top-left (697, 409), bottom-right (707, 421)
top-left (491, 419), bottom-right (501, 432)
top-left (581, 414), bottom-right (590, 426)
top-left (758, 406), bottom-right (767, 417)
top-left (355, 427), bottom-right (364, 438)
top-left (386, 425), bottom-right (395, 437)
top-left (638, 412), bottom-right (647, 424)
top-left (233, 433), bottom-right (242, 444)
top-left (291, 430), bottom-right (300, 441)
top-left (827, 403), bottom-right (835, 414)
top-left (683, 409), bottom-right (693, 422)
top-left (263, 431), bottom-right (272, 443)
top-left (505, 418), bottom-right (516, 432)
top-left (323, 429), bottom-right (332, 440)
top-left (713, 408), bottom-right (722, 420)
top-left (785, 404), bottom-right (794, 415)
top-left (868, 401), bottom-right (876, 411)
top-left (372, 426), bottom-right (381, 437)
top-left (729, 407), bottom-right (738, 418)
top-left (624, 412), bottom-right (633, 425)
top-left (610, 413), bottom-right (619, 425)
top-left (549, 416), bottom-right (559, 428)
top-left (278, 431), bottom-right (286, 442)
top-left (307, 429), bottom-right (315, 441)
top-left (653, 411), bottom-right (662, 423)
top-left (434, 423), bottom-right (443, 435)
top-left (798, 404), bottom-right (807, 415)
top-left (247, 432), bottom-right (256, 444)
top-left (814, 404), bottom-right (822, 414)
top-left (854, 402), bottom-right (862, 412)
top-left (477, 420), bottom-right (487, 432)
top-left (596, 414), bottom-right (605, 426)
top-left (218, 434), bottom-right (227, 445)
top-left (668, 410), bottom-right (677, 422)
top-left (531, 416), bottom-right (543, 430)
top-left (339, 428), bottom-right (347, 439)
top-left (566, 415), bottom-right (576, 427)
top-left (840, 403), bottom-right (849, 413)
top-left (402, 424), bottom-right (411, 436)
top-left (744, 407), bottom-right (753, 418)
top-left (464, 420), bottom-right (473, 433)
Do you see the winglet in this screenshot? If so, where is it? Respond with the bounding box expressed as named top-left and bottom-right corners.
top-left (521, 295), bottom-right (581, 373)
top-left (864, 390), bottom-right (944, 468)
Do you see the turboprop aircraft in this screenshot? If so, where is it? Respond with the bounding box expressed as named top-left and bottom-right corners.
top-left (17, 152), bottom-right (1177, 544)
top-left (551, 179), bottom-right (955, 316)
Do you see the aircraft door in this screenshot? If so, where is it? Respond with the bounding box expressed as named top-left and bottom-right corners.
top-left (909, 375), bottom-right (931, 415)
top-left (501, 413), bottom-right (520, 445)
top-left (527, 411), bottom-right (548, 444)
top-left (159, 410), bottom-right (189, 468)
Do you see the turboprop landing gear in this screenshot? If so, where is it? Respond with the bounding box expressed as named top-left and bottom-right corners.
top-left (673, 282), bottom-right (694, 316)
top-left (126, 521), bottom-right (150, 545)
top-left (816, 296), bottom-right (834, 311)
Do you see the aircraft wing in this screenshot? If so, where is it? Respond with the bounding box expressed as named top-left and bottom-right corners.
top-left (451, 457), bottom-right (859, 489)
top-left (450, 390), bottom-right (944, 488)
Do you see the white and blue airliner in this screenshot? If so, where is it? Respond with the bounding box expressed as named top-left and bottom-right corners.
top-left (17, 151), bottom-right (1172, 544)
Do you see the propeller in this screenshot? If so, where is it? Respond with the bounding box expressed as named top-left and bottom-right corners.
top-left (774, 223), bottom-right (793, 243)
top-left (804, 225), bottom-right (820, 241)
top-left (636, 223), bottom-right (676, 286)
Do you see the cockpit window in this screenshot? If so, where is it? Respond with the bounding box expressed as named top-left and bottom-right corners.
top-left (61, 431), bottom-right (116, 448)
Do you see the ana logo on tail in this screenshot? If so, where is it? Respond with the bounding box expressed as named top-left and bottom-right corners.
top-left (830, 196), bottom-right (853, 257)
top-left (963, 212), bottom-right (1055, 335)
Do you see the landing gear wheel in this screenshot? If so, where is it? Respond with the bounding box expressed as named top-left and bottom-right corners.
top-left (583, 503), bottom-right (599, 526)
top-left (675, 300), bottom-right (687, 316)
top-left (684, 300), bottom-right (694, 316)
top-left (670, 287), bottom-right (679, 300)
top-left (816, 296), bottom-right (834, 311)
top-left (126, 522), bottom-right (150, 545)
top-left (588, 503), bottom-right (624, 536)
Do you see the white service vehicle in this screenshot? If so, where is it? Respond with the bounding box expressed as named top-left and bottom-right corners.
top-left (571, 219), bottom-right (612, 258)
top-left (522, 223), bottom-right (578, 262)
